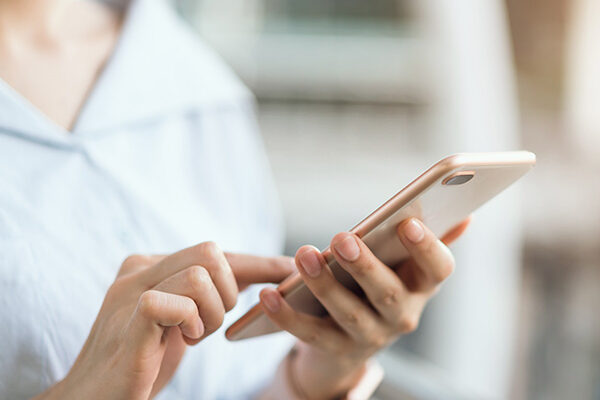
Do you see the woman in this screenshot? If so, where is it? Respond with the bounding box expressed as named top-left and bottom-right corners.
top-left (0, 0), bottom-right (468, 398)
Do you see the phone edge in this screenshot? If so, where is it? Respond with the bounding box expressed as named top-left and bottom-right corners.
top-left (225, 151), bottom-right (536, 341)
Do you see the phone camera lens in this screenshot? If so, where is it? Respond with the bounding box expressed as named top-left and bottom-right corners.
top-left (442, 171), bottom-right (475, 185)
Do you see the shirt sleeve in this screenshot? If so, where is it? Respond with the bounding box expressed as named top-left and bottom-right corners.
top-left (258, 345), bottom-right (384, 400)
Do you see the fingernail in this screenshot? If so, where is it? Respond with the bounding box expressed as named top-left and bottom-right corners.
top-left (299, 250), bottom-right (322, 278)
top-left (334, 236), bottom-right (360, 261)
top-left (404, 219), bottom-right (425, 243)
top-left (262, 290), bottom-right (281, 313)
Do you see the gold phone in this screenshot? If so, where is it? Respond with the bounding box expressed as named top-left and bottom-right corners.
top-left (226, 151), bottom-right (536, 341)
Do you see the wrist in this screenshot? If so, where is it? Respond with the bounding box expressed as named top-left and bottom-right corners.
top-left (48, 364), bottom-right (105, 400)
top-left (293, 342), bottom-right (367, 399)
top-left (31, 377), bottom-right (72, 400)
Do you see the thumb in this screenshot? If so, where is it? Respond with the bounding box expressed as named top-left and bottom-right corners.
top-left (224, 253), bottom-right (295, 290)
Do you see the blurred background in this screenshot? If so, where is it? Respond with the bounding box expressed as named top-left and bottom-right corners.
top-left (173, 0), bottom-right (599, 398)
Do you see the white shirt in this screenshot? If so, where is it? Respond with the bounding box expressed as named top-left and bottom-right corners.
top-left (0, 0), bottom-right (293, 398)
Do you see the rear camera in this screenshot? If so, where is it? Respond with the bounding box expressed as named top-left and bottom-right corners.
top-left (442, 171), bottom-right (475, 185)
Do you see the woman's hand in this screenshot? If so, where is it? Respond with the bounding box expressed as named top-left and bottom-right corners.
top-left (35, 242), bottom-right (294, 400)
top-left (260, 218), bottom-right (470, 399)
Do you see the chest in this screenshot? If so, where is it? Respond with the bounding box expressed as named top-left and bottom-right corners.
top-left (0, 123), bottom-right (253, 392)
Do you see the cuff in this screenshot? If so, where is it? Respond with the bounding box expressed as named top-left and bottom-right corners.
top-left (342, 359), bottom-right (384, 400)
top-left (259, 347), bottom-right (384, 400)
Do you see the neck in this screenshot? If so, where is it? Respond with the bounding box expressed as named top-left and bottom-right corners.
top-left (0, 0), bottom-right (74, 42)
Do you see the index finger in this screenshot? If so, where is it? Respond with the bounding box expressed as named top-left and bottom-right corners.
top-left (225, 253), bottom-right (295, 290)
top-left (139, 242), bottom-right (238, 311)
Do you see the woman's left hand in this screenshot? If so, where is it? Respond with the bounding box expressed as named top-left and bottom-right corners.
top-left (260, 217), bottom-right (470, 399)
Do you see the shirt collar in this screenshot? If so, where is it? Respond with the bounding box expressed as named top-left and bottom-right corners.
top-left (0, 0), bottom-right (251, 143)
top-left (0, 79), bottom-right (70, 146)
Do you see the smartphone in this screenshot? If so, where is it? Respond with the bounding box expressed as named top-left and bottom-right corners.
top-left (226, 151), bottom-right (536, 341)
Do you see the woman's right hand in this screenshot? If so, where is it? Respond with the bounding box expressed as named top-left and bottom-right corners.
top-left (34, 242), bottom-right (294, 400)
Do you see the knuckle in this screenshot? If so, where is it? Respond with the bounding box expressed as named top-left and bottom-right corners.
top-left (122, 254), bottom-right (150, 269)
top-left (187, 266), bottom-right (211, 291)
top-left (181, 296), bottom-right (197, 313)
top-left (300, 331), bottom-right (320, 345)
top-left (199, 241), bottom-right (222, 260)
top-left (396, 313), bottom-right (419, 333)
top-left (379, 287), bottom-right (401, 306)
top-left (365, 333), bottom-right (388, 349)
top-left (343, 311), bottom-right (362, 327)
top-left (137, 290), bottom-right (161, 317)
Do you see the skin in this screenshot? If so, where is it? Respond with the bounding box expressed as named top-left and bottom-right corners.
top-left (33, 242), bottom-right (297, 400)
top-left (1, 1), bottom-right (471, 398)
top-left (260, 217), bottom-right (470, 398)
top-left (0, 0), bottom-right (121, 130)
top-left (32, 219), bottom-right (467, 400)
